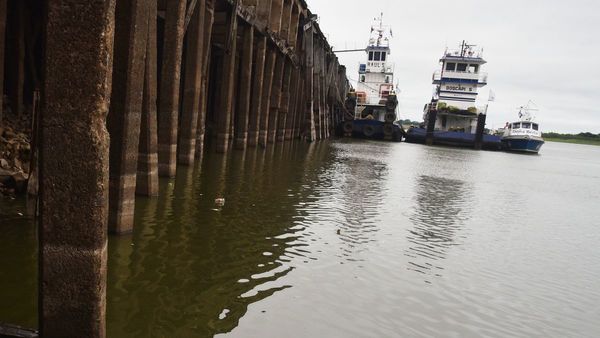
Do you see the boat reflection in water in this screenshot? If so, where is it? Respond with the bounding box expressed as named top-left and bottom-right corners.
top-left (406, 175), bottom-right (473, 283)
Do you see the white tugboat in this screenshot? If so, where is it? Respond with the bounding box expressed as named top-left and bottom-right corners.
top-left (342, 13), bottom-right (403, 141)
top-left (502, 101), bottom-right (545, 153)
top-left (405, 41), bottom-right (501, 149)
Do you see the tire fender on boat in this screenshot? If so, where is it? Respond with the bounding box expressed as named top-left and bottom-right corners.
top-left (363, 124), bottom-right (375, 137)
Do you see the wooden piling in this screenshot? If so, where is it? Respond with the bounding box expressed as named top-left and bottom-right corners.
top-left (41, 1), bottom-right (115, 336)
top-left (157, 0), bottom-right (186, 177)
top-left (234, 24), bottom-right (254, 150)
top-left (107, 0), bottom-right (149, 234)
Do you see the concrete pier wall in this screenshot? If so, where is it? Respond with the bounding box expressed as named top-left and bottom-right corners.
top-left (1, 0), bottom-right (350, 336)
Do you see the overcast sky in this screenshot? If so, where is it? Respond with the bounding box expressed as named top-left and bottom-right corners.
top-left (307, 0), bottom-right (600, 133)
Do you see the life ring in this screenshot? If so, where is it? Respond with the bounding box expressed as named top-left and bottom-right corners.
top-left (384, 112), bottom-right (396, 123)
top-left (363, 124), bottom-right (375, 137)
top-left (383, 124), bottom-right (394, 136)
top-left (343, 121), bottom-right (353, 133)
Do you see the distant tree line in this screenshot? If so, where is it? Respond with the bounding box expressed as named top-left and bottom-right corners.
top-left (543, 132), bottom-right (600, 140)
top-left (399, 119), bottom-right (421, 126)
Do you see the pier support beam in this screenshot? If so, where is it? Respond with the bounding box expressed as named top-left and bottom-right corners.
top-left (215, 5), bottom-right (238, 153)
top-left (258, 48), bottom-right (276, 146)
top-left (137, 0), bottom-right (159, 197)
top-left (303, 24), bottom-right (316, 141)
top-left (268, 54), bottom-right (285, 143)
top-left (247, 35), bottom-right (266, 147)
top-left (277, 61), bottom-right (292, 142)
top-left (0, 0), bottom-right (6, 123)
top-left (107, 0), bottom-right (149, 234)
top-left (8, 1), bottom-right (25, 116)
top-left (157, 0), bottom-right (186, 177)
top-left (179, 1), bottom-right (206, 164)
top-left (41, 1), bottom-right (115, 336)
top-left (234, 25), bottom-right (254, 150)
top-left (195, 3), bottom-right (214, 161)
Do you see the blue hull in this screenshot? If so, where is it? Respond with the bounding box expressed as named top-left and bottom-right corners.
top-left (404, 127), bottom-right (502, 150)
top-left (501, 138), bottom-right (544, 153)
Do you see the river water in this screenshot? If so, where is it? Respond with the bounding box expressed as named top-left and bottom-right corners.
top-left (1, 140), bottom-right (600, 337)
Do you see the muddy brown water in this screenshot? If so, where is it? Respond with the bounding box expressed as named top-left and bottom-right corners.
top-left (1, 140), bottom-right (600, 337)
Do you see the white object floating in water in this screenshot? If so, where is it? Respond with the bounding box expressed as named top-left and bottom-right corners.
top-left (219, 308), bottom-right (230, 320)
top-left (17, 212), bottom-right (24, 216)
top-left (215, 197), bottom-right (225, 207)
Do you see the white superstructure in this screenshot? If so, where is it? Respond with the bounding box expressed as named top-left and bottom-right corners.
top-left (424, 41), bottom-right (489, 133)
top-left (355, 14), bottom-right (396, 118)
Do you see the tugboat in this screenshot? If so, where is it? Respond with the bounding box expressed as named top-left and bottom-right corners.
top-left (501, 102), bottom-right (545, 153)
top-left (405, 41), bottom-right (501, 150)
top-left (341, 14), bottom-right (403, 141)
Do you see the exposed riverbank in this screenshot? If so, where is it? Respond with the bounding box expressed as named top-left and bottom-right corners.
top-left (0, 113), bottom-right (32, 197)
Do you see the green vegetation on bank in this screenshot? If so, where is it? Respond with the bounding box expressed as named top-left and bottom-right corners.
top-left (543, 132), bottom-right (600, 146)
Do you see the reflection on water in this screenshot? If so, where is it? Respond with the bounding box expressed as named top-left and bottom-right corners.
top-left (106, 141), bottom-right (336, 337)
top-left (2, 141), bottom-right (600, 337)
top-left (406, 175), bottom-right (472, 282)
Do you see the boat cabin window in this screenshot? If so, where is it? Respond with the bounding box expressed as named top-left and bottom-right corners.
top-left (468, 64), bottom-right (479, 73)
top-left (385, 75), bottom-right (390, 83)
top-left (360, 75), bottom-right (365, 82)
top-left (368, 51), bottom-right (374, 61)
top-left (532, 123), bottom-right (539, 131)
top-left (381, 52), bottom-right (387, 61)
top-left (522, 122), bottom-right (531, 129)
top-left (456, 63), bottom-right (467, 72)
top-left (374, 52), bottom-right (382, 61)
top-left (446, 62), bottom-right (456, 71)
top-left (512, 123), bottom-right (521, 129)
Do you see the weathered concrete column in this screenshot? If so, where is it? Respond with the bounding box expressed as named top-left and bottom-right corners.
top-left (284, 68), bottom-right (299, 140)
top-left (234, 24), bottom-right (254, 149)
top-left (247, 35), bottom-right (266, 147)
top-left (304, 24), bottom-right (316, 141)
top-left (293, 76), bottom-right (305, 139)
top-left (9, 1), bottom-right (25, 116)
top-left (137, 0), bottom-right (159, 197)
top-left (215, 6), bottom-right (238, 153)
top-left (41, 1), bottom-right (115, 336)
top-left (0, 0), bottom-right (6, 122)
top-left (195, 4), bottom-right (214, 161)
top-left (179, 1), bottom-right (206, 164)
top-left (267, 54), bottom-right (285, 143)
top-left (107, 0), bottom-right (149, 233)
top-left (277, 61), bottom-right (292, 142)
top-left (158, 0), bottom-right (186, 177)
top-left (259, 48), bottom-right (276, 146)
